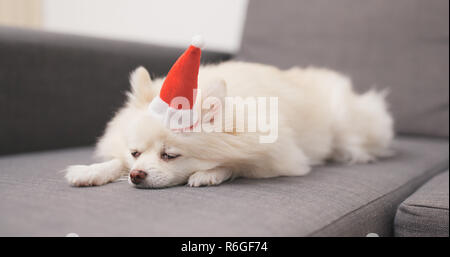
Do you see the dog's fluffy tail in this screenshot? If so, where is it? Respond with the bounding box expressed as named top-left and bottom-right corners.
top-left (355, 88), bottom-right (395, 158)
top-left (331, 87), bottom-right (395, 164)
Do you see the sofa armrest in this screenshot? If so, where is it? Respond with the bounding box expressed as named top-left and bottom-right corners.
top-left (394, 170), bottom-right (449, 237)
top-left (0, 26), bottom-right (232, 155)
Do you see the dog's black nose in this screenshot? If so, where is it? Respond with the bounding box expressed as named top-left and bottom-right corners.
top-left (130, 170), bottom-right (147, 185)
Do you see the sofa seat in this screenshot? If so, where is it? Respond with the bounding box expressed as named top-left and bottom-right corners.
top-left (0, 136), bottom-right (448, 236)
top-left (395, 170), bottom-right (449, 237)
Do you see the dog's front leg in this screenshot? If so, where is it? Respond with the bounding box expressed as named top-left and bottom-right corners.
top-left (187, 168), bottom-right (232, 187)
top-left (65, 159), bottom-right (125, 187)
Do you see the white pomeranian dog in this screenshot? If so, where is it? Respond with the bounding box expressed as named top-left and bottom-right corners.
top-left (65, 61), bottom-right (393, 188)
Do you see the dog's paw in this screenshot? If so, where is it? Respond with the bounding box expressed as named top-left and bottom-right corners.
top-left (65, 159), bottom-right (124, 187)
top-left (65, 165), bottom-right (96, 186)
top-left (65, 165), bottom-right (108, 187)
top-left (187, 169), bottom-right (232, 187)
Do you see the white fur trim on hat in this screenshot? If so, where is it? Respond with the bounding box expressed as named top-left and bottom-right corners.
top-left (191, 35), bottom-right (205, 49)
top-left (148, 96), bottom-right (199, 130)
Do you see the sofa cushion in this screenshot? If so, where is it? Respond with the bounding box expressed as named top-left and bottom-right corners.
top-left (394, 171), bottom-right (449, 237)
top-left (238, 0), bottom-right (449, 138)
top-left (0, 136), bottom-right (448, 236)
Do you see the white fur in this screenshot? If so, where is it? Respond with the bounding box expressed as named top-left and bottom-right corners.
top-left (65, 61), bottom-right (394, 188)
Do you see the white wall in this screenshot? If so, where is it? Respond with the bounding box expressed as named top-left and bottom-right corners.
top-left (42, 0), bottom-right (248, 53)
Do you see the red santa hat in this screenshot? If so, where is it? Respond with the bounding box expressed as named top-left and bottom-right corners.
top-left (147, 35), bottom-right (205, 130)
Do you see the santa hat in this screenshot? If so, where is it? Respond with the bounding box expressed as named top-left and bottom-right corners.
top-left (147, 35), bottom-right (205, 130)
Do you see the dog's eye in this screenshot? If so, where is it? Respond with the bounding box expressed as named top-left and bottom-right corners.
top-left (161, 152), bottom-right (180, 161)
top-left (131, 151), bottom-right (141, 158)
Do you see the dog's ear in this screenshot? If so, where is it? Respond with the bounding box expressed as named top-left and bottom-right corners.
top-left (199, 79), bottom-right (227, 129)
top-left (202, 78), bottom-right (227, 102)
top-left (128, 66), bottom-right (157, 107)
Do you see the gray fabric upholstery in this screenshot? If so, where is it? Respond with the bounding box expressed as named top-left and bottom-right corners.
top-left (394, 171), bottom-right (449, 237)
top-left (0, 136), bottom-right (447, 236)
top-left (239, 0), bottom-right (449, 138)
top-left (0, 26), bottom-right (231, 155)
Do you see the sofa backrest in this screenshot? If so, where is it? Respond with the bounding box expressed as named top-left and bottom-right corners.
top-left (0, 26), bottom-right (231, 155)
top-left (238, 0), bottom-right (449, 138)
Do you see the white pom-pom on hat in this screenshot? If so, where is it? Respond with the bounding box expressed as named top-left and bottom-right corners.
top-left (191, 35), bottom-right (205, 49)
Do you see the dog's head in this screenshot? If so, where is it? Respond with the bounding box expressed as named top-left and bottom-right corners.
top-left (124, 66), bottom-right (231, 188)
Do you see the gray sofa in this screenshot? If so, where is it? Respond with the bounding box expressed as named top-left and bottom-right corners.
top-left (395, 170), bottom-right (449, 237)
top-left (0, 0), bottom-right (448, 236)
